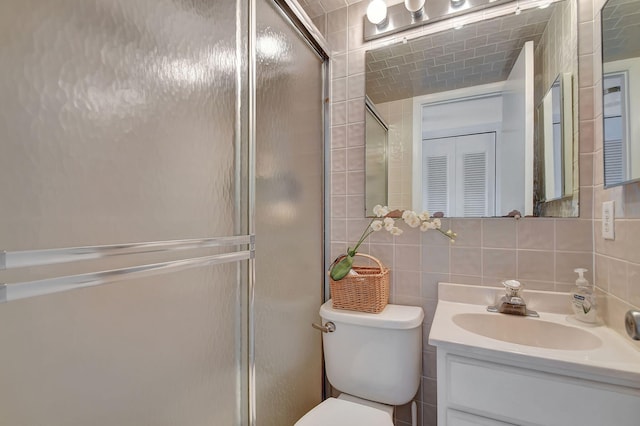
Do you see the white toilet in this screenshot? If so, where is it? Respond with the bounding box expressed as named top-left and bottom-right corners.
top-left (296, 299), bottom-right (424, 426)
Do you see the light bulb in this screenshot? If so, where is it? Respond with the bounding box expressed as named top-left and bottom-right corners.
top-left (367, 0), bottom-right (388, 25)
top-left (404, 0), bottom-right (425, 13)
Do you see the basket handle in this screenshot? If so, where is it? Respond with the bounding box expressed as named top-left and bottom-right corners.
top-left (330, 253), bottom-right (385, 270)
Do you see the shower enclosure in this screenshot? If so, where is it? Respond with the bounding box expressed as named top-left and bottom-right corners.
top-left (0, 0), bottom-right (327, 425)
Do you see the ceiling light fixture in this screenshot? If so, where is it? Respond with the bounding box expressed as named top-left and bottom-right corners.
top-left (366, 0), bottom-right (388, 26)
top-left (405, 0), bottom-right (426, 17)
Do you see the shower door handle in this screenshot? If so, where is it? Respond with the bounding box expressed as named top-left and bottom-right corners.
top-left (312, 322), bottom-right (335, 333)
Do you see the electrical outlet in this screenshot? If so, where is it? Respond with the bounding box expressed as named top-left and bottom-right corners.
top-left (603, 201), bottom-right (615, 240)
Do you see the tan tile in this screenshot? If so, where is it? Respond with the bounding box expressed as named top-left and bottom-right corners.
top-left (482, 219), bottom-right (517, 248)
top-left (595, 253), bottom-right (609, 291)
top-left (608, 258), bottom-right (628, 301)
top-left (332, 99), bottom-right (346, 124)
top-left (369, 243), bottom-right (394, 268)
top-left (331, 53), bottom-right (347, 78)
top-left (331, 218), bottom-right (346, 242)
top-left (579, 153), bottom-right (594, 187)
top-left (623, 220), bottom-right (640, 264)
top-left (555, 219), bottom-right (592, 251)
top-left (518, 280), bottom-right (556, 292)
top-left (423, 245), bottom-right (450, 274)
top-left (347, 48), bottom-right (365, 75)
top-left (394, 243), bottom-right (422, 271)
top-left (482, 249), bottom-right (517, 279)
top-left (346, 146), bottom-right (364, 171)
top-left (422, 348), bottom-right (437, 380)
top-left (579, 86), bottom-right (594, 122)
top-left (628, 262), bottom-right (640, 309)
top-left (422, 272), bottom-right (449, 299)
top-left (450, 274), bottom-right (483, 285)
top-left (450, 218), bottom-right (482, 247)
top-left (555, 251), bottom-right (593, 284)
top-left (346, 217), bottom-right (370, 242)
top-left (327, 7), bottom-right (347, 33)
top-left (346, 194), bottom-right (364, 218)
top-left (394, 270), bottom-right (422, 298)
top-left (451, 247), bottom-right (482, 276)
top-left (517, 219), bottom-right (554, 250)
top-left (421, 377), bottom-right (437, 405)
top-left (517, 250), bottom-right (555, 281)
top-left (347, 122), bottom-right (364, 147)
top-left (346, 170), bottom-right (364, 194)
top-left (331, 124), bottom-right (346, 149)
top-left (331, 147), bottom-right (346, 172)
top-left (347, 72), bottom-right (364, 100)
top-left (579, 186), bottom-right (593, 219)
top-left (594, 148), bottom-right (603, 186)
top-left (331, 76), bottom-right (347, 102)
top-left (331, 195), bottom-right (346, 218)
top-left (579, 119), bottom-right (594, 153)
top-left (579, 20), bottom-right (595, 55)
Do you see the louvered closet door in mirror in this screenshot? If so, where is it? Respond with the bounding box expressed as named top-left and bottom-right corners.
top-left (422, 132), bottom-right (496, 217)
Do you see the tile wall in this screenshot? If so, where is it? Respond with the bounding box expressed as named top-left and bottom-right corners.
top-left (591, 0), bottom-right (640, 345)
top-left (299, 0), bottom-right (640, 424)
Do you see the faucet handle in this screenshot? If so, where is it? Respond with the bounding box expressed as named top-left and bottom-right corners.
top-left (502, 280), bottom-right (522, 298)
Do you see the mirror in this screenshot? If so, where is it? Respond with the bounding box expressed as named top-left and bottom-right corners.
top-left (364, 0), bottom-right (579, 217)
top-left (601, 0), bottom-right (640, 187)
top-left (365, 97), bottom-right (389, 210)
top-left (538, 73), bottom-right (573, 202)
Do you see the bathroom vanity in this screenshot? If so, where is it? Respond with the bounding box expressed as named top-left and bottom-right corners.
top-left (429, 283), bottom-right (640, 426)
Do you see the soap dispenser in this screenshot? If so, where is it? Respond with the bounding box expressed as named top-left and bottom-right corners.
top-left (570, 268), bottom-right (597, 323)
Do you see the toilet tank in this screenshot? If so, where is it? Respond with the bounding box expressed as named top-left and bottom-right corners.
top-left (319, 300), bottom-right (424, 406)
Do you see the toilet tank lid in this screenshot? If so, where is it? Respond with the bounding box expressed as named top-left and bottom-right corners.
top-left (320, 300), bottom-right (424, 329)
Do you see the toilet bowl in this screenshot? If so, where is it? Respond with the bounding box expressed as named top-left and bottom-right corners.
top-left (296, 300), bottom-right (423, 425)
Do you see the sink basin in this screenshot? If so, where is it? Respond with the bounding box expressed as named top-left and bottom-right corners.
top-left (452, 313), bottom-right (602, 350)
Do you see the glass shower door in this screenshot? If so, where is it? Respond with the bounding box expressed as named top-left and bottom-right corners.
top-left (0, 0), bottom-right (249, 425)
top-left (254, 0), bottom-right (326, 424)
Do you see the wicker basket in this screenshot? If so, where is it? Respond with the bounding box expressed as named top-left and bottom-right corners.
top-left (329, 253), bottom-right (390, 314)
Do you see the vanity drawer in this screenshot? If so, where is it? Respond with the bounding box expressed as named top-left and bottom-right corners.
top-left (445, 354), bottom-right (640, 426)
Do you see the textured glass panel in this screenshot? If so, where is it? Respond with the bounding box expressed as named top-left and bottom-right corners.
top-left (254, 1), bottom-right (325, 424)
top-left (0, 0), bottom-right (248, 425)
top-left (0, 0), bottom-right (239, 250)
top-left (0, 264), bottom-right (243, 426)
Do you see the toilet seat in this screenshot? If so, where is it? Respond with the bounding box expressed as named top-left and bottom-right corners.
top-left (294, 397), bottom-right (394, 426)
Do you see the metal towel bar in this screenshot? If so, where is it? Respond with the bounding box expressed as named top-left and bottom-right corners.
top-left (0, 250), bottom-right (253, 303)
top-left (0, 235), bottom-right (253, 270)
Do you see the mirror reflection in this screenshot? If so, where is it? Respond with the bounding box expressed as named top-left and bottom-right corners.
top-left (538, 73), bottom-right (573, 202)
top-left (601, 0), bottom-right (640, 187)
top-left (364, 0), bottom-right (579, 217)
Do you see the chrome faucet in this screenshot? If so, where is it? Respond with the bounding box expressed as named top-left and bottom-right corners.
top-left (487, 280), bottom-right (539, 317)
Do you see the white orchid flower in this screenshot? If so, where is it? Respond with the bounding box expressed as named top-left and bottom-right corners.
top-left (383, 217), bottom-right (395, 231)
top-left (370, 220), bottom-right (384, 231)
top-left (419, 211), bottom-right (430, 221)
top-left (390, 226), bottom-right (403, 236)
top-left (433, 218), bottom-right (442, 229)
top-left (401, 210), bottom-right (413, 220)
top-left (420, 222), bottom-right (431, 231)
top-left (373, 204), bottom-right (390, 217)
top-left (405, 213), bottom-right (421, 228)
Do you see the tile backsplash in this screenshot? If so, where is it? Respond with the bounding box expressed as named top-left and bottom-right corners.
top-left (300, 0), bottom-right (640, 424)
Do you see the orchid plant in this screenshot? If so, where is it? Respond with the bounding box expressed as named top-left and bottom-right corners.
top-left (329, 205), bottom-right (456, 281)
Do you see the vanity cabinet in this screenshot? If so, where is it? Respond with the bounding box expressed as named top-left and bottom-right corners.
top-left (436, 348), bottom-right (640, 426)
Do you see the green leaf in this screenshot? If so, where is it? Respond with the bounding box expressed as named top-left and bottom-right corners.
top-left (330, 255), bottom-right (354, 281)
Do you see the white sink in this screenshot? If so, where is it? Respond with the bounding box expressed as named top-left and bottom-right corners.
top-left (429, 283), bottom-right (640, 388)
top-left (452, 312), bottom-right (602, 350)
